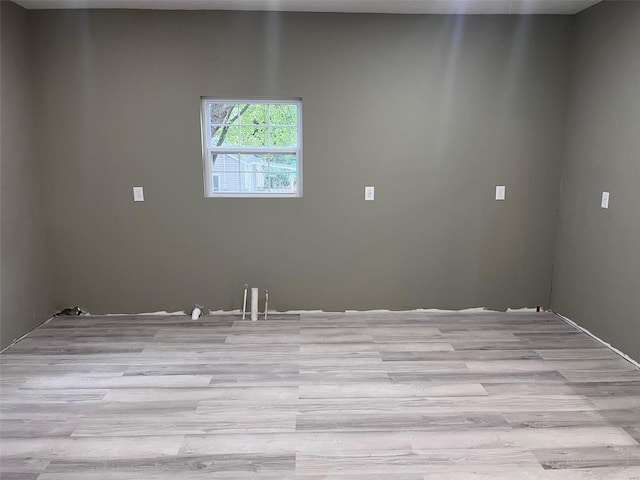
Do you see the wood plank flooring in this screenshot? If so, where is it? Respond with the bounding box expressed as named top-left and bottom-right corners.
top-left (1, 311), bottom-right (639, 479)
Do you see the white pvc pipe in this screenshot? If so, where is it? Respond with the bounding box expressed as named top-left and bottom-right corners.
top-left (264, 289), bottom-right (269, 321)
top-left (251, 287), bottom-right (259, 321)
top-left (242, 284), bottom-right (248, 320)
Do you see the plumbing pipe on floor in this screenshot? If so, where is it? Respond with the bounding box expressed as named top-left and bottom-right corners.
top-left (251, 287), bottom-right (258, 322)
top-left (242, 284), bottom-right (248, 320)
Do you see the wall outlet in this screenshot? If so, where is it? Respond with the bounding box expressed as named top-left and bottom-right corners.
top-left (601, 191), bottom-right (610, 209)
top-left (365, 186), bottom-right (375, 201)
top-left (133, 186), bottom-right (144, 202)
top-left (495, 185), bottom-right (506, 201)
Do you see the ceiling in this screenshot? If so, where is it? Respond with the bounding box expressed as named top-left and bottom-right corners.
top-left (14, 0), bottom-right (602, 15)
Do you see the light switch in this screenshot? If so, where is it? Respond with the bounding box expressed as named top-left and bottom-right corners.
top-left (495, 185), bottom-right (506, 201)
top-left (133, 186), bottom-right (144, 202)
top-left (601, 191), bottom-right (610, 209)
top-left (365, 186), bottom-right (375, 201)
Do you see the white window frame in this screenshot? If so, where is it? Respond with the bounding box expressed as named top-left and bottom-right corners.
top-left (200, 98), bottom-right (303, 198)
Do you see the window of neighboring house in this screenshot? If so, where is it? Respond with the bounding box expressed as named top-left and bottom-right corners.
top-left (201, 98), bottom-right (302, 197)
top-left (212, 174), bottom-right (221, 192)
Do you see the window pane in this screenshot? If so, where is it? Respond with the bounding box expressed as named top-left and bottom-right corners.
top-left (264, 153), bottom-right (298, 193)
top-left (210, 153), bottom-right (298, 194)
top-left (240, 126), bottom-right (267, 147)
top-left (269, 127), bottom-right (297, 147)
top-left (211, 125), bottom-right (240, 147)
top-left (269, 104), bottom-right (297, 126)
top-left (239, 154), bottom-right (264, 193)
top-left (239, 104), bottom-right (268, 126)
top-left (211, 153), bottom-right (240, 192)
top-left (209, 103), bottom-right (238, 125)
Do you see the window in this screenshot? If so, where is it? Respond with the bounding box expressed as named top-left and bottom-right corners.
top-left (201, 98), bottom-right (302, 197)
top-left (212, 174), bottom-right (221, 192)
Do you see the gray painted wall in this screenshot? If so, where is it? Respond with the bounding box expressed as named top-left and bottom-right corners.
top-left (29, 10), bottom-right (572, 313)
top-left (552, 1), bottom-right (640, 360)
top-left (0, 0), bottom-right (56, 348)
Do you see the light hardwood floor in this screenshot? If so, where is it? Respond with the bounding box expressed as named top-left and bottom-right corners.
top-left (1, 311), bottom-right (639, 479)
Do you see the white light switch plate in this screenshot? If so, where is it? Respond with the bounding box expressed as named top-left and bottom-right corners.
top-left (495, 185), bottom-right (506, 201)
top-left (601, 191), bottom-right (610, 209)
top-left (365, 186), bottom-right (375, 201)
top-left (133, 186), bottom-right (144, 202)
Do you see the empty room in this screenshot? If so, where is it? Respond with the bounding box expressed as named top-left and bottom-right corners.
top-left (1, 0), bottom-right (639, 477)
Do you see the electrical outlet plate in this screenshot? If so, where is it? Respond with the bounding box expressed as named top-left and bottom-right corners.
top-left (601, 191), bottom-right (610, 209)
top-left (495, 185), bottom-right (506, 201)
top-left (133, 186), bottom-right (144, 202)
top-left (365, 186), bottom-right (375, 201)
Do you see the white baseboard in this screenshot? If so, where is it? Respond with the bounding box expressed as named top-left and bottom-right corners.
top-left (553, 311), bottom-right (640, 370)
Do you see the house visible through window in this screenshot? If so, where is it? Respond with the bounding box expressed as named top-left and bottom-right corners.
top-left (201, 98), bottom-right (302, 197)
